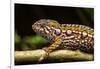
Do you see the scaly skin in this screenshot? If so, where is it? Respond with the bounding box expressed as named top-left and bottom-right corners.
top-left (32, 19), bottom-right (94, 62)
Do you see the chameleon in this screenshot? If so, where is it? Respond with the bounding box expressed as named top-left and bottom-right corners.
top-left (32, 19), bottom-right (94, 62)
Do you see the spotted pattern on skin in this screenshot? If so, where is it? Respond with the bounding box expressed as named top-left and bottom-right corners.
top-left (32, 19), bottom-right (94, 53)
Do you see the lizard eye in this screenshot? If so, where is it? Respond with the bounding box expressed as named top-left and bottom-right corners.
top-left (54, 28), bottom-right (61, 36)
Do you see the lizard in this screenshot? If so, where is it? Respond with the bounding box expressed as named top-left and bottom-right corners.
top-left (32, 19), bottom-right (94, 62)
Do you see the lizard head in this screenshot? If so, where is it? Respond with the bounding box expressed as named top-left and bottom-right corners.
top-left (32, 19), bottom-right (62, 41)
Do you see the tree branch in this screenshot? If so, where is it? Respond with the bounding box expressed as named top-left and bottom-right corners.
top-left (15, 49), bottom-right (93, 64)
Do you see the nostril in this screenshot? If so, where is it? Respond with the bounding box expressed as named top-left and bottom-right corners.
top-left (32, 24), bottom-right (35, 30)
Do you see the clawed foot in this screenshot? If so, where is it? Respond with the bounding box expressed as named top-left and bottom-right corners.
top-left (37, 47), bottom-right (50, 63)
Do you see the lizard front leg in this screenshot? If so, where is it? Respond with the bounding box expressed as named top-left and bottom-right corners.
top-left (38, 36), bottom-right (62, 62)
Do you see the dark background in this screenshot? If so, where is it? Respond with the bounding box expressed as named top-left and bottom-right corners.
top-left (15, 3), bottom-right (94, 37)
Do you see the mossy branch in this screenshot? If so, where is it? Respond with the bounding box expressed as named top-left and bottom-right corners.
top-left (15, 49), bottom-right (93, 64)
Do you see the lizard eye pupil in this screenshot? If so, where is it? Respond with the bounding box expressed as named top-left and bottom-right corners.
top-left (55, 29), bottom-right (61, 35)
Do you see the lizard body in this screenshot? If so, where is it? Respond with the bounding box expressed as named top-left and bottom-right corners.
top-left (32, 19), bottom-right (94, 62)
